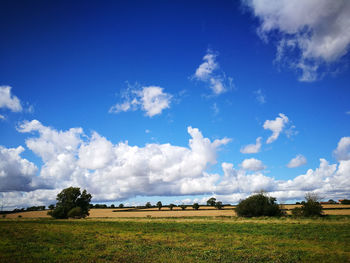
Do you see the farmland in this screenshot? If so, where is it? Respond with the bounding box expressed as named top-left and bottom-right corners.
top-left (1, 216), bottom-right (350, 262)
top-left (4, 204), bottom-right (350, 219)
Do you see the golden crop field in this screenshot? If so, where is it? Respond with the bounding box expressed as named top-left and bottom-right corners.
top-left (4, 204), bottom-right (350, 218)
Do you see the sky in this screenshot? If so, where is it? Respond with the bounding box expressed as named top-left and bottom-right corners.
top-left (0, 0), bottom-right (350, 209)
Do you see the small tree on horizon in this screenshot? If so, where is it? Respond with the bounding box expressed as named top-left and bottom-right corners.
top-left (292, 192), bottom-right (323, 217)
top-left (119, 203), bottom-right (124, 208)
top-left (180, 204), bottom-right (186, 210)
top-left (215, 201), bottom-right (223, 210)
top-left (207, 197), bottom-right (216, 206)
top-left (169, 204), bottom-right (175, 210)
top-left (145, 202), bottom-right (152, 208)
top-left (48, 187), bottom-right (92, 219)
top-left (192, 203), bottom-right (199, 210)
top-left (156, 201), bottom-right (162, 210)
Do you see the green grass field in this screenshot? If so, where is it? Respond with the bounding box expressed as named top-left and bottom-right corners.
top-left (1, 216), bottom-right (349, 263)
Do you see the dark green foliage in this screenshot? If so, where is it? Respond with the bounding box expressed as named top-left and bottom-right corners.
top-left (145, 202), bottom-right (152, 208)
top-left (169, 204), bottom-right (175, 210)
top-left (26, 206), bottom-right (45, 211)
top-left (328, 199), bottom-right (337, 204)
top-left (67, 207), bottom-right (82, 218)
top-left (341, 199), bottom-right (350, 204)
top-left (192, 203), bottom-right (199, 210)
top-left (156, 201), bottom-right (162, 210)
top-left (48, 204), bottom-right (55, 210)
top-left (235, 193), bottom-right (283, 217)
top-left (180, 204), bottom-right (186, 210)
top-left (110, 204), bottom-right (115, 208)
top-left (207, 197), bottom-right (216, 206)
top-left (119, 203), bottom-right (124, 208)
top-left (48, 187), bottom-right (92, 219)
top-left (292, 193), bottom-right (323, 217)
top-left (215, 201), bottom-right (223, 210)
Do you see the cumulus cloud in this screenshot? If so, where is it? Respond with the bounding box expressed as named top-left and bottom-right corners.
top-left (243, 0), bottom-right (350, 81)
top-left (193, 50), bottom-right (233, 95)
top-left (0, 114), bottom-right (5, 120)
top-left (3, 120), bottom-right (350, 208)
top-left (0, 146), bottom-right (41, 192)
top-left (263, 113), bottom-right (289, 144)
top-left (240, 137), bottom-right (262, 154)
top-left (333, 137), bottom-right (350, 161)
top-left (0, 86), bottom-right (22, 112)
top-left (241, 158), bottom-right (265, 171)
top-left (109, 86), bottom-right (172, 117)
top-left (287, 154), bottom-right (307, 168)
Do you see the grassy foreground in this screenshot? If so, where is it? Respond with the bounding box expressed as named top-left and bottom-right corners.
top-left (1, 217), bottom-right (349, 263)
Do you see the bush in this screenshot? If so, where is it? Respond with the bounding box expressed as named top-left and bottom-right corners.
top-left (192, 203), bottom-right (199, 210)
top-left (49, 187), bottom-right (92, 219)
top-left (235, 192), bottom-right (283, 217)
top-left (215, 201), bottom-right (223, 210)
top-left (67, 207), bottom-right (82, 218)
top-left (292, 193), bottom-right (323, 217)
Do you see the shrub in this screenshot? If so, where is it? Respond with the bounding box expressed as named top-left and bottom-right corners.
top-left (49, 187), bottom-right (92, 219)
top-left (215, 201), bottom-right (223, 210)
top-left (67, 207), bottom-right (82, 218)
top-left (235, 192), bottom-right (283, 217)
top-left (192, 203), bottom-right (199, 210)
top-left (292, 193), bottom-right (323, 217)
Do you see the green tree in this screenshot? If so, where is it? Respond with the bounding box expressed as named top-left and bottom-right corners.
top-left (48, 204), bottom-right (55, 210)
top-left (145, 202), bottom-right (152, 208)
top-left (156, 201), bottom-right (162, 210)
top-left (192, 203), bottom-right (199, 210)
top-left (215, 201), bottom-right (223, 210)
top-left (48, 187), bottom-right (92, 219)
top-left (207, 197), bottom-right (216, 206)
top-left (169, 204), bottom-right (175, 210)
top-left (292, 193), bottom-right (323, 217)
top-left (110, 204), bottom-right (115, 208)
top-left (119, 203), bottom-right (124, 208)
top-left (235, 192), bottom-right (283, 217)
top-left (180, 204), bottom-right (186, 210)
top-left (341, 199), bottom-right (350, 204)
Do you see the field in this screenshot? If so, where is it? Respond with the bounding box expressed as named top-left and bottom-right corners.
top-left (4, 204), bottom-right (350, 219)
top-left (1, 217), bottom-right (350, 262)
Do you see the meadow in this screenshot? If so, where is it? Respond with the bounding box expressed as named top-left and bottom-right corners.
top-left (1, 216), bottom-right (350, 263)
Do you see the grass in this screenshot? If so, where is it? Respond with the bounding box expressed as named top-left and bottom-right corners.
top-left (1, 216), bottom-right (350, 262)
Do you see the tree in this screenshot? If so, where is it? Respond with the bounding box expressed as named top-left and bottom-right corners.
top-left (169, 204), bottom-right (175, 210)
top-left (341, 199), bottom-right (350, 204)
top-left (156, 201), bottom-right (162, 210)
top-left (207, 197), bottom-right (216, 206)
top-left (110, 204), bottom-right (115, 208)
top-left (119, 203), bottom-right (124, 208)
top-left (145, 202), bottom-right (152, 208)
top-left (192, 203), bottom-right (199, 210)
top-left (48, 204), bottom-right (55, 210)
top-left (180, 204), bottom-right (186, 210)
top-left (292, 192), bottom-right (323, 217)
top-left (215, 201), bottom-right (223, 210)
top-left (328, 199), bottom-right (337, 204)
top-left (235, 192), bottom-right (283, 217)
top-left (48, 187), bottom-right (92, 219)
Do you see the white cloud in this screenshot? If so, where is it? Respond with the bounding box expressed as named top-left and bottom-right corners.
top-left (193, 50), bottom-right (233, 95)
top-left (241, 158), bottom-right (265, 171)
top-left (0, 146), bottom-right (40, 192)
top-left (287, 154), bottom-right (307, 168)
top-left (240, 137), bottom-right (262, 154)
top-left (263, 113), bottom-right (289, 144)
top-left (3, 120), bottom-right (350, 208)
top-left (254, 89), bottom-right (266, 104)
top-left (194, 51), bottom-right (218, 80)
top-left (244, 0), bottom-right (350, 81)
top-left (0, 114), bottom-right (5, 120)
top-left (109, 86), bottom-right (172, 117)
top-left (333, 137), bottom-right (350, 161)
top-left (0, 86), bottom-right (22, 112)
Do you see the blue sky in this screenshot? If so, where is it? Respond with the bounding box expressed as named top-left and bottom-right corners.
top-left (1, 0), bottom-right (350, 208)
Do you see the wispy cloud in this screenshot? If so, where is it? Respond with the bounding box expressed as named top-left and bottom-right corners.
top-left (0, 86), bottom-right (22, 112)
top-left (109, 85), bottom-right (172, 117)
top-left (263, 113), bottom-right (289, 144)
top-left (243, 0), bottom-right (350, 81)
top-left (193, 50), bottom-right (233, 95)
top-left (254, 89), bottom-right (266, 104)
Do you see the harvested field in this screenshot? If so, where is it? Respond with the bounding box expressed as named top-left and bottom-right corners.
top-left (4, 204), bottom-right (350, 218)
